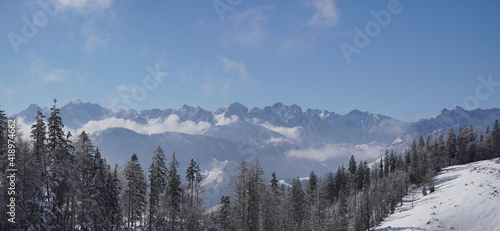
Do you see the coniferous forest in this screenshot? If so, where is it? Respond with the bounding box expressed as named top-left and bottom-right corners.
top-left (1, 100), bottom-right (500, 230)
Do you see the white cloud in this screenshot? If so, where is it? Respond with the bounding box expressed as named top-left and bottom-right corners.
top-left (57, 0), bottom-right (114, 14)
top-left (179, 64), bottom-right (198, 83)
top-left (80, 11), bottom-right (117, 55)
top-left (261, 122), bottom-right (301, 141)
top-left (220, 56), bottom-right (248, 78)
top-left (12, 118), bottom-right (33, 141)
top-left (82, 26), bottom-right (109, 55)
top-left (306, 0), bottom-right (340, 29)
top-left (286, 144), bottom-right (343, 161)
top-left (56, 0), bottom-right (116, 55)
top-left (286, 142), bottom-right (387, 162)
top-left (30, 59), bottom-right (70, 86)
top-left (280, 38), bottom-right (308, 52)
top-left (116, 84), bottom-right (133, 93)
top-left (108, 60), bottom-right (167, 109)
top-left (202, 81), bottom-right (215, 94)
top-left (214, 114), bottom-right (239, 126)
top-left (226, 6), bottom-right (273, 46)
top-left (218, 56), bottom-right (258, 86)
top-left (77, 115), bottom-right (212, 136)
top-left (202, 57), bottom-right (258, 94)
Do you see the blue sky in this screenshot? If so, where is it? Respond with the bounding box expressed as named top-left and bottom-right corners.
top-left (1, 0), bottom-right (499, 121)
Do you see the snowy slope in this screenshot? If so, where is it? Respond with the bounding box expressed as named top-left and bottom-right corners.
top-left (374, 158), bottom-right (500, 231)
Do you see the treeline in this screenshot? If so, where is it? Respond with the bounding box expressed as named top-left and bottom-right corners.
top-left (0, 99), bottom-right (499, 230)
top-left (0, 100), bottom-right (207, 230)
top-left (208, 120), bottom-right (500, 231)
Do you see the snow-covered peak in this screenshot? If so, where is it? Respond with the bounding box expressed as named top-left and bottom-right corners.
top-left (214, 102), bottom-right (248, 117)
top-left (70, 99), bottom-right (83, 104)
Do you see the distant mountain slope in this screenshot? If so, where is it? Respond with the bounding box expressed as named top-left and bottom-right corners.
top-left (374, 158), bottom-right (500, 231)
top-left (391, 107), bottom-right (500, 148)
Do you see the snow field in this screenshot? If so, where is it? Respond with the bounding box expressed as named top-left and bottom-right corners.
top-left (374, 158), bottom-right (500, 231)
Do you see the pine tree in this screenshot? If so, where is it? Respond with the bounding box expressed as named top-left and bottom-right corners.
top-left (435, 131), bottom-right (446, 170)
top-left (90, 148), bottom-right (108, 230)
top-left (270, 171), bottom-right (279, 192)
top-left (104, 165), bottom-right (122, 231)
top-left (334, 189), bottom-right (348, 231)
top-left (355, 161), bottom-right (365, 191)
top-left (148, 146), bottom-right (167, 230)
top-left (446, 128), bottom-right (458, 165)
top-left (335, 165), bottom-right (347, 198)
top-left (379, 157), bottom-right (384, 180)
top-left (186, 158), bottom-right (197, 206)
top-left (122, 153), bottom-right (147, 230)
top-left (218, 195), bottom-right (232, 231)
top-left (31, 108), bottom-right (50, 200)
top-left (263, 172), bottom-right (280, 231)
top-left (321, 172), bottom-right (335, 205)
top-left (353, 190), bottom-right (370, 231)
top-left (46, 99), bottom-right (76, 230)
top-left (307, 171), bottom-right (317, 206)
top-left (231, 160), bottom-right (264, 231)
top-left (165, 151), bottom-right (182, 230)
top-left (390, 150), bottom-right (397, 173)
top-left (384, 151), bottom-right (390, 176)
top-left (288, 177), bottom-right (306, 231)
top-left (348, 155), bottom-right (357, 175)
top-left (74, 131), bottom-right (95, 230)
top-left (409, 139), bottom-right (419, 184)
top-left (492, 119), bottom-right (500, 157)
top-left (24, 108), bottom-right (54, 230)
top-left (248, 161), bottom-right (264, 231)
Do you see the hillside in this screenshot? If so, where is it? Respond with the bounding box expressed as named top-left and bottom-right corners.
top-left (374, 158), bottom-right (500, 231)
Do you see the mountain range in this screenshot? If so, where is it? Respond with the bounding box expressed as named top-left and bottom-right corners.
top-left (11, 100), bottom-right (500, 205)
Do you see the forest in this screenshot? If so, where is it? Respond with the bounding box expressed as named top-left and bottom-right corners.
top-left (1, 100), bottom-right (499, 231)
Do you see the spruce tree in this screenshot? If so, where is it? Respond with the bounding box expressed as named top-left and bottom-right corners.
top-left (288, 177), bottom-right (306, 231)
top-left (492, 119), bottom-right (500, 157)
top-left (148, 146), bottom-right (167, 230)
top-left (25, 108), bottom-right (55, 230)
top-left (122, 153), bottom-right (147, 230)
top-left (31, 108), bottom-right (50, 199)
top-left (384, 151), bottom-right (390, 176)
top-left (165, 152), bottom-right (182, 230)
top-left (74, 131), bottom-right (95, 230)
top-left (105, 165), bottom-right (122, 231)
top-left (446, 128), bottom-right (458, 165)
top-left (90, 148), bottom-right (108, 230)
top-left (320, 172), bottom-right (335, 205)
top-left (46, 99), bottom-right (76, 230)
top-left (186, 158), bottom-right (198, 206)
top-left (218, 195), bottom-right (232, 231)
top-left (348, 155), bottom-right (357, 175)
top-left (390, 150), bottom-right (397, 173)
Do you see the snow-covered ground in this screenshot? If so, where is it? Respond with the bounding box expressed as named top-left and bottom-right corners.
top-left (374, 158), bottom-right (500, 231)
